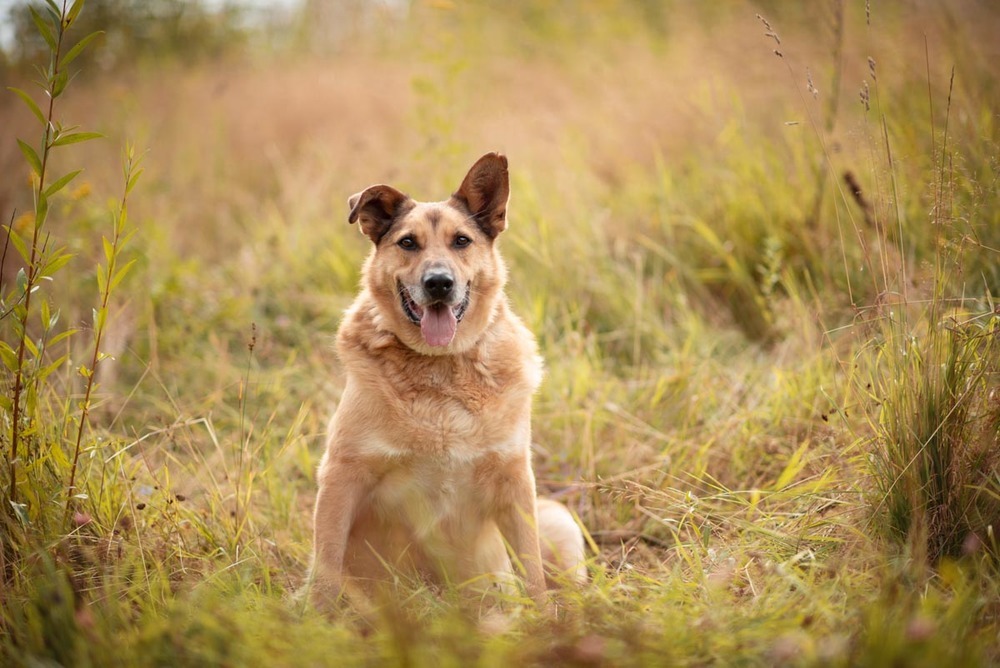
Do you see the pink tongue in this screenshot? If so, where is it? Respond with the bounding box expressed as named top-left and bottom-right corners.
top-left (420, 304), bottom-right (457, 347)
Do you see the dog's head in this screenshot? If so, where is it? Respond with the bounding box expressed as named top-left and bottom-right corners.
top-left (348, 152), bottom-right (511, 354)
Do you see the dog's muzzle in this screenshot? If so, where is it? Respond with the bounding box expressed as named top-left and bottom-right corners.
top-left (423, 270), bottom-right (454, 303)
top-left (398, 272), bottom-right (471, 347)
top-left (399, 280), bottom-right (471, 326)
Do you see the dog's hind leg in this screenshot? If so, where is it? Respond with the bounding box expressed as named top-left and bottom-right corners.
top-left (536, 498), bottom-right (587, 586)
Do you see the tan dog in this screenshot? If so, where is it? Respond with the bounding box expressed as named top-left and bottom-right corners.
top-left (310, 153), bottom-right (585, 611)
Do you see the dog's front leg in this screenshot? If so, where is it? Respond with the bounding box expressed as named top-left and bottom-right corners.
top-left (488, 454), bottom-right (547, 602)
top-left (310, 454), bottom-right (370, 610)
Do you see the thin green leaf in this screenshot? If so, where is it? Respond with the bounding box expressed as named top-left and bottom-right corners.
top-left (9, 501), bottom-right (29, 527)
top-left (52, 131), bottom-right (103, 147)
top-left (38, 354), bottom-right (68, 381)
top-left (102, 236), bottom-right (114, 264)
top-left (40, 251), bottom-right (73, 277)
top-left (126, 167), bottom-right (144, 195)
top-left (36, 193), bottom-right (49, 230)
top-left (5, 226), bottom-right (30, 263)
top-left (49, 329), bottom-right (77, 347)
top-left (24, 336), bottom-right (39, 359)
top-left (7, 87), bottom-right (46, 125)
top-left (110, 259), bottom-right (137, 292)
top-left (67, 0), bottom-right (85, 25)
top-left (47, 445), bottom-right (67, 467)
top-left (93, 306), bottom-right (107, 332)
top-left (30, 7), bottom-right (56, 52)
top-left (96, 265), bottom-right (107, 295)
top-left (52, 69), bottom-right (69, 98)
top-left (43, 0), bottom-right (61, 20)
top-left (17, 139), bottom-right (42, 176)
top-left (15, 268), bottom-right (27, 296)
top-left (62, 31), bottom-right (102, 69)
top-left (43, 169), bottom-right (82, 198)
top-left (9, 313), bottom-right (25, 339)
top-left (0, 340), bottom-right (18, 371)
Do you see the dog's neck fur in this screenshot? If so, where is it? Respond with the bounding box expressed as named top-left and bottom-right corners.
top-left (336, 287), bottom-right (542, 402)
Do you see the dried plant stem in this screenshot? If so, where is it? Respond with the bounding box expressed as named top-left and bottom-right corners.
top-left (807, 0), bottom-right (846, 228)
top-left (928, 67), bottom-right (956, 330)
top-left (235, 322), bottom-right (257, 545)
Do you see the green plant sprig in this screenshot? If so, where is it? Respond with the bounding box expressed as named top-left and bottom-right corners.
top-left (63, 145), bottom-right (141, 526)
top-left (3, 0), bottom-right (102, 508)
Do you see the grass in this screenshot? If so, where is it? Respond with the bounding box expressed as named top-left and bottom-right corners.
top-left (2, 0), bottom-right (1000, 665)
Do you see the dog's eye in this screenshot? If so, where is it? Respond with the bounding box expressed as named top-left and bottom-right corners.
top-left (397, 236), bottom-right (418, 250)
top-left (454, 235), bottom-right (472, 248)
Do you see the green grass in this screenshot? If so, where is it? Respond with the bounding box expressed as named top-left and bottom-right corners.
top-left (2, 1), bottom-right (1000, 665)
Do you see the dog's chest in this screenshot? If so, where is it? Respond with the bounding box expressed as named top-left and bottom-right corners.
top-left (342, 334), bottom-right (538, 524)
top-left (358, 369), bottom-right (532, 529)
top-left (371, 354), bottom-right (531, 454)
top-left (358, 427), bottom-right (525, 547)
top-left (371, 448), bottom-right (489, 530)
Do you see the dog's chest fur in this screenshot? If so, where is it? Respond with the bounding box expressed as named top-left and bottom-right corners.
top-left (357, 341), bottom-right (536, 458)
top-left (329, 376), bottom-right (514, 568)
top-left (338, 300), bottom-right (542, 458)
top-left (333, 303), bottom-right (541, 533)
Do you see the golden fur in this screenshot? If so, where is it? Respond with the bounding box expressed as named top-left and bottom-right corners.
top-left (310, 153), bottom-right (585, 610)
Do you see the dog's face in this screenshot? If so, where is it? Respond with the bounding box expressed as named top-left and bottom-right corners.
top-left (348, 153), bottom-right (511, 354)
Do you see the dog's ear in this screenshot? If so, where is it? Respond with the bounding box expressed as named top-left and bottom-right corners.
top-left (348, 184), bottom-right (411, 244)
top-left (452, 152), bottom-right (509, 239)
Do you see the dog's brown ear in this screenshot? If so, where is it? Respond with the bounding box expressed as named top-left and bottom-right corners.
top-left (452, 152), bottom-right (509, 239)
top-left (348, 184), bottom-right (411, 244)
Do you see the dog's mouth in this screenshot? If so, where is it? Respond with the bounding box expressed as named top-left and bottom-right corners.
top-left (399, 282), bottom-right (471, 348)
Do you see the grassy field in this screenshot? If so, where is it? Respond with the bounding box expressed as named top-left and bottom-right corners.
top-left (2, 0), bottom-right (999, 665)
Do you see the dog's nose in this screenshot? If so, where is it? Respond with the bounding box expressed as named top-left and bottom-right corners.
top-left (423, 271), bottom-right (454, 302)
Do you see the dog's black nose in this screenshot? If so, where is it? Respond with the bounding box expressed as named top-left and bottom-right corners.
top-left (423, 271), bottom-right (454, 302)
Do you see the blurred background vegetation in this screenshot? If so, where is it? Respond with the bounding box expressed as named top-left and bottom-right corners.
top-left (1, 0), bottom-right (999, 665)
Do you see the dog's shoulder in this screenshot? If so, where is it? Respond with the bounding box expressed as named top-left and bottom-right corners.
top-left (476, 299), bottom-right (543, 392)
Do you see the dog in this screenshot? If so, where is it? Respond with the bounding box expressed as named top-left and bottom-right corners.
top-left (310, 153), bottom-right (586, 611)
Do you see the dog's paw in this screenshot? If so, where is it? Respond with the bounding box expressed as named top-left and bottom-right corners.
top-left (301, 576), bottom-right (346, 615)
top-left (543, 592), bottom-right (561, 617)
